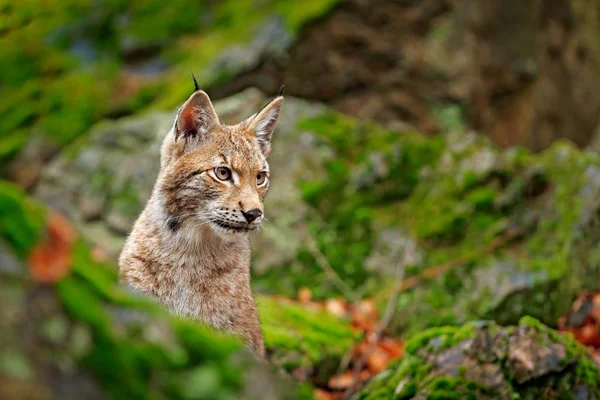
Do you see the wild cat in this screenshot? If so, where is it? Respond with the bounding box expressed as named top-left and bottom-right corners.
top-left (118, 77), bottom-right (284, 355)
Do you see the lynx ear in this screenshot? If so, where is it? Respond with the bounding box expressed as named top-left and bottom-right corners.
top-left (248, 95), bottom-right (283, 156)
top-left (175, 89), bottom-right (219, 141)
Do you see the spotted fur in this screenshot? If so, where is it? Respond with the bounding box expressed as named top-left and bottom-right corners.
top-left (118, 88), bottom-right (283, 355)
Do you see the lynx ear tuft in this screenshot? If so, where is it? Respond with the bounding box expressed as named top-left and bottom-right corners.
top-left (191, 72), bottom-right (200, 92)
top-left (248, 95), bottom-right (283, 157)
top-left (175, 90), bottom-right (219, 141)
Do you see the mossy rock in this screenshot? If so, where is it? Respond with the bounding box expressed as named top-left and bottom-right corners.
top-left (2, 180), bottom-right (357, 399)
top-left (1, 0), bottom-right (340, 182)
top-left (360, 317), bottom-right (600, 400)
top-left (36, 89), bottom-right (600, 337)
top-left (259, 295), bottom-right (360, 375)
top-left (293, 111), bottom-right (600, 335)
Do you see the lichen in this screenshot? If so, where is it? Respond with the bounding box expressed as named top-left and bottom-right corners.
top-left (0, 180), bottom-right (312, 399)
top-left (1, 0), bottom-right (341, 169)
top-left (247, 109), bottom-right (600, 341)
top-left (360, 318), bottom-right (600, 400)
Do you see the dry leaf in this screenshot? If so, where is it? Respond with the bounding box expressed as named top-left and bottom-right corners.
top-left (328, 370), bottom-right (370, 390)
top-left (351, 299), bottom-right (378, 332)
top-left (91, 245), bottom-right (109, 263)
top-left (379, 338), bottom-right (404, 358)
top-left (328, 371), bottom-right (358, 390)
top-left (325, 298), bottom-right (348, 317)
top-left (366, 346), bottom-right (390, 373)
top-left (298, 287), bottom-right (312, 304)
top-left (314, 389), bottom-right (341, 400)
top-left (28, 212), bottom-right (77, 283)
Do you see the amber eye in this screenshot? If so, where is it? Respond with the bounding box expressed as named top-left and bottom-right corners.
top-left (256, 172), bottom-right (267, 186)
top-left (214, 167), bottom-right (232, 181)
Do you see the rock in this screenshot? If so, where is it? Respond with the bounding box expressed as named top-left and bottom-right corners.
top-left (0, 241), bottom-right (23, 277)
top-left (35, 89), bottom-right (600, 331)
top-left (0, 180), bottom-right (323, 400)
top-left (212, 0), bottom-right (600, 151)
top-left (360, 318), bottom-right (600, 400)
top-left (208, 17), bottom-right (293, 82)
top-left (1, 0), bottom-right (340, 188)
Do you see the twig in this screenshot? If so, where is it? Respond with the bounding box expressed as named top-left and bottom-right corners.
top-left (303, 225), bottom-right (361, 303)
top-left (344, 244), bottom-right (407, 399)
top-left (376, 226), bottom-right (521, 302)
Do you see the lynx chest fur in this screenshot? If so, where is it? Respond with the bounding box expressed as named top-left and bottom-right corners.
top-left (119, 81), bottom-right (284, 356)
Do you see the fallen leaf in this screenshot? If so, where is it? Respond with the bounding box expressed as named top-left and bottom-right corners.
top-left (298, 287), bottom-right (312, 304)
top-left (325, 298), bottom-right (348, 318)
top-left (328, 371), bottom-right (357, 390)
top-left (578, 324), bottom-right (600, 347)
top-left (351, 299), bottom-right (379, 332)
top-left (366, 346), bottom-right (390, 373)
top-left (328, 370), bottom-right (370, 390)
top-left (28, 212), bottom-right (76, 283)
top-left (314, 389), bottom-right (339, 400)
top-left (90, 245), bottom-right (109, 263)
top-left (378, 338), bottom-right (404, 358)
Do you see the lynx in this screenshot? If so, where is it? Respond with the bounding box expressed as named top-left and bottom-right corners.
top-left (118, 78), bottom-right (284, 355)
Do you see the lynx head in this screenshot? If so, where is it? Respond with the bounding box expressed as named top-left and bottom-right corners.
top-left (157, 81), bottom-right (283, 239)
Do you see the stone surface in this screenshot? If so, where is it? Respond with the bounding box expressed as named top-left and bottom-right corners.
top-left (360, 318), bottom-right (600, 400)
top-left (1, 180), bottom-right (346, 400)
top-left (35, 89), bottom-right (600, 337)
top-left (211, 0), bottom-right (600, 152)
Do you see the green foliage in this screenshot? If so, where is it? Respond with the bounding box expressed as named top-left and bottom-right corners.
top-left (519, 316), bottom-right (600, 398)
top-left (0, 180), bottom-right (45, 257)
top-left (252, 108), bottom-right (600, 342)
top-left (0, 180), bottom-right (309, 400)
top-left (0, 0), bottom-right (340, 169)
top-left (261, 112), bottom-right (444, 297)
top-left (258, 295), bottom-right (359, 370)
top-left (360, 318), bottom-right (600, 400)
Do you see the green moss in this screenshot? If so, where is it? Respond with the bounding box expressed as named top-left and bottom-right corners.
top-left (258, 295), bottom-right (359, 370)
top-left (256, 112), bottom-right (445, 297)
top-left (0, 181), bottom-right (45, 257)
top-left (2, 0), bottom-right (341, 170)
top-left (519, 316), bottom-right (600, 397)
top-left (0, 180), bottom-right (312, 399)
top-left (251, 108), bottom-right (600, 339)
top-left (362, 319), bottom-right (600, 400)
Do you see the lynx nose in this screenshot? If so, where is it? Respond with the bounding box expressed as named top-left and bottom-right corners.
top-left (242, 209), bottom-right (262, 223)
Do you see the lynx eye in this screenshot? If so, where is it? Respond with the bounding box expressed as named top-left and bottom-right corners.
top-left (256, 172), bottom-right (267, 186)
top-left (214, 167), bottom-right (232, 181)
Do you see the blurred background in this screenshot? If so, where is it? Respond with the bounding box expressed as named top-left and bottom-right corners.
top-left (3, 1), bottom-right (600, 399)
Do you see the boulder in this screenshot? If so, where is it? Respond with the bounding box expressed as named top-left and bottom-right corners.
top-left (1, 180), bottom-right (357, 399)
top-left (36, 90), bottom-right (600, 337)
top-left (360, 317), bottom-right (600, 400)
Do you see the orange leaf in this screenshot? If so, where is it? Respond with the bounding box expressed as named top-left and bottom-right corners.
top-left (328, 371), bottom-right (358, 390)
top-left (91, 245), bottom-right (109, 263)
top-left (325, 298), bottom-right (348, 318)
top-left (28, 212), bottom-right (76, 283)
top-left (351, 299), bottom-right (379, 332)
top-left (298, 287), bottom-right (313, 304)
top-left (314, 389), bottom-right (340, 400)
top-left (328, 370), bottom-right (370, 390)
top-left (366, 346), bottom-right (390, 373)
top-left (378, 338), bottom-right (405, 358)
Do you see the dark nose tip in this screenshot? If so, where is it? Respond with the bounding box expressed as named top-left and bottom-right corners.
top-left (242, 208), bottom-right (262, 223)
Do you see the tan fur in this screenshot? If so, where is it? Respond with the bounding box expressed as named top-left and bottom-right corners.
top-left (118, 88), bottom-right (283, 355)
